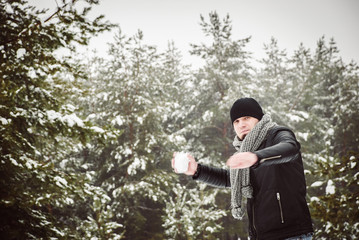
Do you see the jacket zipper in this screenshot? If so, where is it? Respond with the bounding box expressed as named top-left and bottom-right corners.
top-left (259, 155), bottom-right (282, 163)
top-left (276, 192), bottom-right (284, 224)
top-left (252, 204), bottom-right (257, 239)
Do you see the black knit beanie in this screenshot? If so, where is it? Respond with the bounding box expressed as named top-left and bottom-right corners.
top-left (230, 98), bottom-right (264, 123)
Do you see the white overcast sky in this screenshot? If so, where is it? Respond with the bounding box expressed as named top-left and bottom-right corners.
top-left (32, 0), bottom-right (359, 67)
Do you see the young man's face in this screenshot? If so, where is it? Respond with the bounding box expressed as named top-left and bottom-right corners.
top-left (233, 116), bottom-right (259, 140)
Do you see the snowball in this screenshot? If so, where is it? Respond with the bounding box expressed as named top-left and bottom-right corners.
top-left (174, 152), bottom-right (189, 173)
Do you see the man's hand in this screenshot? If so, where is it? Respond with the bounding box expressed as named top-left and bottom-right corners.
top-left (226, 152), bottom-right (258, 169)
top-left (172, 152), bottom-right (198, 175)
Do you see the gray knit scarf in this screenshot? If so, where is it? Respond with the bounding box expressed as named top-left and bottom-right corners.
top-left (230, 114), bottom-right (277, 219)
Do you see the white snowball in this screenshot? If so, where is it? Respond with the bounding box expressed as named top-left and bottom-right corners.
top-left (174, 152), bottom-right (189, 173)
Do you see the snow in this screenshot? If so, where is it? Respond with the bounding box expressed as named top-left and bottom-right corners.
top-left (137, 116), bottom-right (143, 124)
top-left (65, 197), bottom-right (74, 205)
top-left (96, 92), bottom-right (109, 101)
top-left (16, 48), bottom-right (26, 59)
top-left (86, 113), bottom-right (96, 120)
top-left (327, 128), bottom-right (334, 136)
top-left (170, 134), bottom-right (186, 144)
top-left (59, 159), bottom-right (68, 168)
top-left (47, 110), bottom-right (84, 127)
top-left (24, 158), bottom-right (39, 169)
top-left (105, 222), bottom-right (123, 233)
top-left (174, 152), bottom-right (189, 173)
top-left (123, 147), bottom-right (132, 156)
top-left (286, 113), bottom-right (304, 122)
top-left (311, 181), bottom-right (324, 187)
top-left (62, 113), bottom-right (84, 127)
top-left (114, 152), bottom-right (122, 160)
top-left (325, 221), bottom-right (333, 233)
top-left (202, 110), bottom-right (213, 121)
top-left (64, 104), bottom-right (76, 112)
top-left (350, 156), bottom-right (357, 169)
top-left (54, 176), bottom-right (68, 188)
top-left (311, 197), bottom-right (320, 202)
top-left (51, 227), bottom-right (65, 237)
top-left (127, 157), bottom-right (146, 175)
top-left (325, 180), bottom-right (335, 195)
top-left (0, 117), bottom-right (11, 125)
top-left (91, 126), bottom-right (105, 133)
top-left (46, 110), bottom-right (62, 122)
top-left (5, 3), bottom-right (14, 14)
top-left (10, 158), bottom-right (20, 167)
top-left (297, 132), bottom-right (309, 141)
top-left (111, 115), bottom-right (124, 126)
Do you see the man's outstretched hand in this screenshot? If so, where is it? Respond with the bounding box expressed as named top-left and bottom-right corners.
top-left (226, 152), bottom-right (258, 169)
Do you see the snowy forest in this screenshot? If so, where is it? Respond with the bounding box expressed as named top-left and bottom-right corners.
top-left (1, 0), bottom-right (359, 239)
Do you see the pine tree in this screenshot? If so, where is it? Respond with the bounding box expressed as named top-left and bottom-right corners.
top-left (0, 0), bottom-right (113, 238)
top-left (304, 38), bottom-right (359, 239)
top-left (256, 35), bottom-right (359, 239)
top-left (175, 12), bottom-right (255, 239)
top-left (163, 184), bottom-right (226, 240)
top-left (309, 153), bottom-right (359, 239)
top-left (188, 11), bottom-right (254, 161)
top-left (73, 28), bottom-right (192, 239)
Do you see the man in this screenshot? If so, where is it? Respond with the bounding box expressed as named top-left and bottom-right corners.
top-left (172, 98), bottom-right (313, 240)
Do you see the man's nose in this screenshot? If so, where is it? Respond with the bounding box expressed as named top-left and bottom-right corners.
top-left (238, 121), bottom-right (245, 128)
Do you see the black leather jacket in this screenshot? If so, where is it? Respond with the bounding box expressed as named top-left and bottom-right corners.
top-left (193, 126), bottom-right (313, 240)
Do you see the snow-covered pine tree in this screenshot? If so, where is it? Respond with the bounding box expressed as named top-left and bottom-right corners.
top-left (305, 38), bottom-right (359, 239)
top-left (310, 153), bottom-right (359, 239)
top-left (0, 0), bottom-right (114, 238)
top-left (73, 28), bottom-right (193, 239)
top-left (172, 12), bottom-right (256, 239)
top-left (188, 11), bottom-right (254, 162)
top-left (256, 37), bottom-right (295, 123)
top-left (252, 34), bottom-right (359, 239)
top-left (259, 36), bottom-right (359, 239)
top-left (163, 183), bottom-right (226, 240)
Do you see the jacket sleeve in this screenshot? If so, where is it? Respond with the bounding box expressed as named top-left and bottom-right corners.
top-left (192, 164), bottom-right (231, 188)
top-left (253, 129), bottom-right (300, 167)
